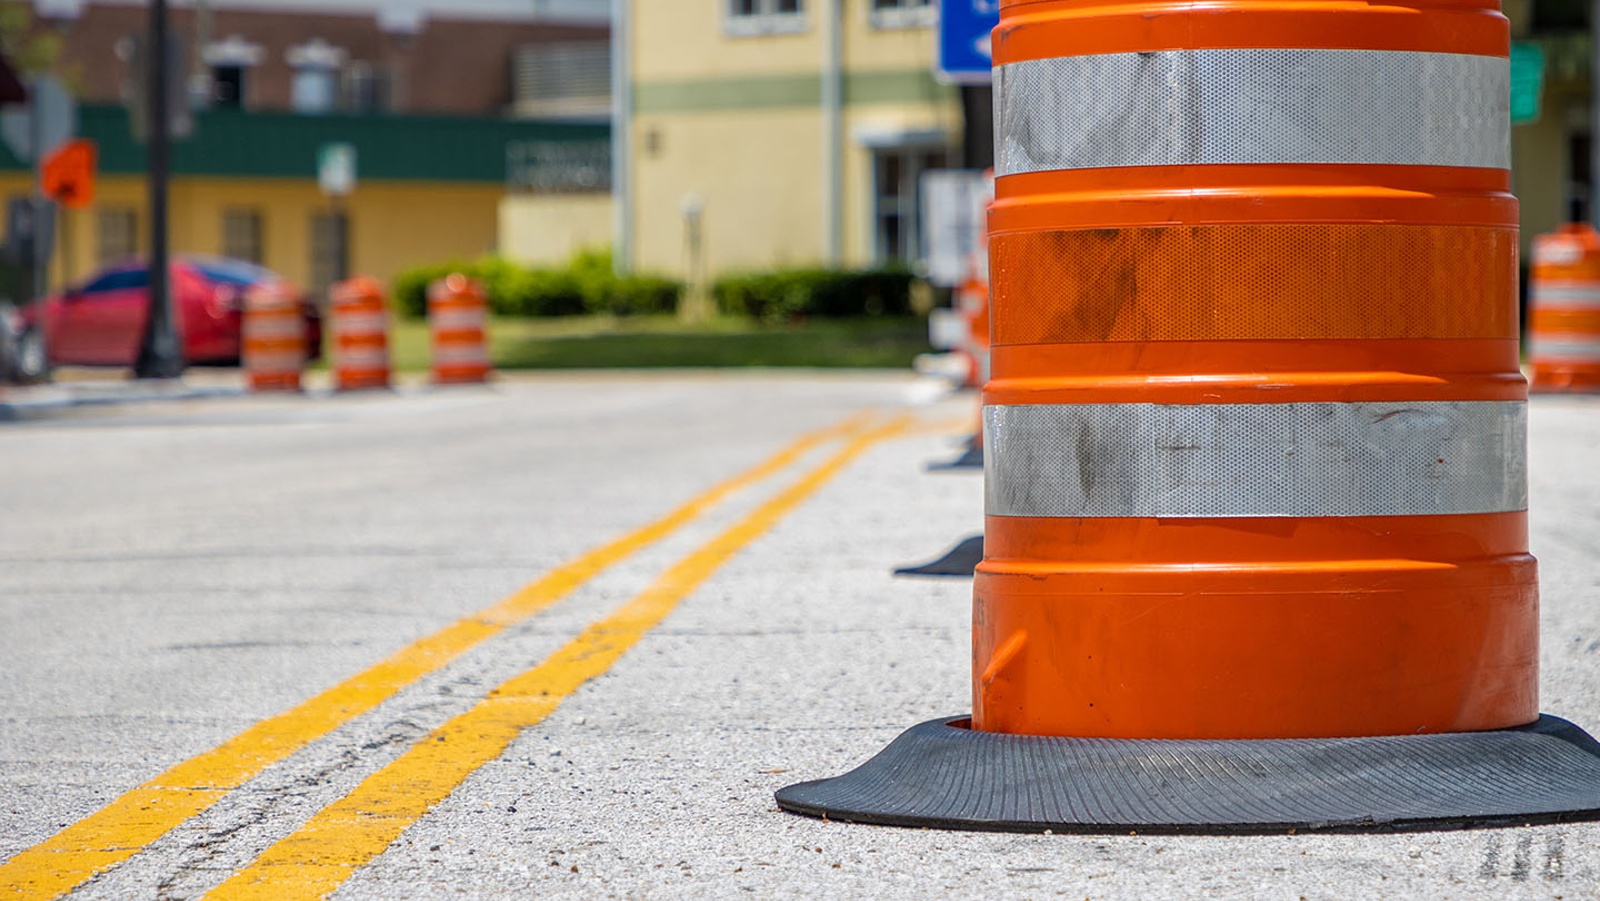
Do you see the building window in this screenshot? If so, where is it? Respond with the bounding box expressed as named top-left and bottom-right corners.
top-left (97, 208), bottom-right (139, 264)
top-left (726, 0), bottom-right (807, 36)
top-left (222, 209), bottom-right (264, 264)
top-left (511, 43), bottom-right (608, 120)
top-left (291, 67), bottom-right (338, 114)
top-left (287, 39), bottom-right (348, 115)
top-left (202, 36), bottom-right (265, 110)
top-left (212, 65), bottom-right (246, 108)
top-left (873, 146), bottom-right (949, 264)
top-left (870, 0), bottom-right (936, 29)
top-left (343, 62), bottom-right (396, 114)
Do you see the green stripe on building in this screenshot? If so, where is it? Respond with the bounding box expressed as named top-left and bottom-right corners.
top-left (845, 70), bottom-right (956, 106)
top-left (634, 69), bottom-right (953, 114)
top-left (0, 105), bottom-right (610, 182)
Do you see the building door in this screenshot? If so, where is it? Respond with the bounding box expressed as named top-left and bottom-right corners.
top-left (873, 145), bottom-right (950, 265)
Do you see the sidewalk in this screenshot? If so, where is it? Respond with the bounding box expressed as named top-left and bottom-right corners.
top-left (0, 367), bottom-right (257, 422)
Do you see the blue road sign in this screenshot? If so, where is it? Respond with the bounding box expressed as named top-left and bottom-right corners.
top-left (938, 0), bottom-right (1000, 84)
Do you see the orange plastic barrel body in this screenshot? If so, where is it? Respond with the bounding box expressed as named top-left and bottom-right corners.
top-left (1528, 223), bottom-right (1600, 393)
top-left (428, 274), bottom-right (491, 385)
top-left (242, 282), bottom-right (305, 392)
top-left (330, 277), bottom-right (392, 391)
top-left (975, 0), bottom-right (1537, 739)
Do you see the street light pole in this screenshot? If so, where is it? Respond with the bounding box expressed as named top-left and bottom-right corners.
top-left (134, 0), bottom-right (182, 379)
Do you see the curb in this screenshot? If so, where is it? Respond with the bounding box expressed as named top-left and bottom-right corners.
top-left (0, 377), bottom-right (248, 422)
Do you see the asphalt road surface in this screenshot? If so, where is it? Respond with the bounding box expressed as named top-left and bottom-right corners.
top-left (2, 372), bottom-right (1599, 900)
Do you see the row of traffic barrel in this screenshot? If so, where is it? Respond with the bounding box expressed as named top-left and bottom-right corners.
top-left (242, 273), bottom-right (492, 393)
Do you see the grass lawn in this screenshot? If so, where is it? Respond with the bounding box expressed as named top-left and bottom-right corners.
top-left (375, 315), bottom-right (932, 372)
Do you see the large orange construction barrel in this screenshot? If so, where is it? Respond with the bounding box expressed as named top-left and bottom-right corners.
top-left (242, 281), bottom-right (305, 393)
top-left (1528, 223), bottom-right (1600, 393)
top-left (428, 274), bottom-right (490, 385)
top-left (330, 277), bottom-right (391, 391)
top-left (779, 0), bottom-right (1600, 833)
top-left (975, 0), bottom-right (1531, 742)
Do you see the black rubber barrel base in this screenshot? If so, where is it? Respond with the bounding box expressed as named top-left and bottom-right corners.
top-left (893, 535), bottom-right (983, 578)
top-left (776, 715), bottom-right (1600, 834)
top-left (927, 436), bottom-right (982, 471)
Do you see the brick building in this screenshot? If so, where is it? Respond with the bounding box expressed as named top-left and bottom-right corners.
top-left (2, 0), bottom-right (613, 298)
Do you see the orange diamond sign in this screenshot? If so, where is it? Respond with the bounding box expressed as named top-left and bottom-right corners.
top-left (42, 138), bottom-right (96, 209)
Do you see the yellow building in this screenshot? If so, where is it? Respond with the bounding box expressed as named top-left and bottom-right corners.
top-left (609, 0), bottom-right (1600, 289)
top-left (616, 0), bottom-right (963, 279)
top-left (1506, 0), bottom-right (1585, 259)
top-left (0, 105), bottom-right (610, 298)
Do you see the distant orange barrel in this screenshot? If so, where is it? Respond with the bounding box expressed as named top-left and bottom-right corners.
top-left (975, 0), bottom-right (1534, 739)
top-left (428, 274), bottom-right (491, 385)
top-left (330, 277), bottom-right (392, 391)
top-left (242, 282), bottom-right (305, 393)
top-left (958, 270), bottom-right (990, 388)
top-left (1527, 223), bottom-right (1600, 393)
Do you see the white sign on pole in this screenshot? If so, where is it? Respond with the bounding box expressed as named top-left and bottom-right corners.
top-left (0, 76), bottom-right (76, 163)
top-left (920, 169), bottom-right (993, 288)
top-left (318, 142), bottom-right (357, 197)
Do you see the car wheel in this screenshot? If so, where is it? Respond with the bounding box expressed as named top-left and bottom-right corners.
top-left (12, 325), bottom-right (50, 385)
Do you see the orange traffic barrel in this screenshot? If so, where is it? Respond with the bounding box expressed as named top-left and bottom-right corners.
top-left (980, 0), bottom-right (1529, 744)
top-left (242, 281), bottom-right (305, 393)
top-left (428, 274), bottom-right (490, 385)
top-left (957, 266), bottom-right (990, 389)
top-left (1528, 223), bottom-right (1600, 393)
top-left (779, 0), bottom-right (1600, 833)
top-left (330, 277), bottom-right (392, 391)
top-left (929, 270), bottom-right (990, 470)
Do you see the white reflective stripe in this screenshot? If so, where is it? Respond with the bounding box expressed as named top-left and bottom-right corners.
top-left (1528, 338), bottom-right (1600, 361)
top-left (334, 312), bottom-right (389, 334)
top-left (984, 401), bottom-right (1527, 518)
top-left (244, 351), bottom-right (305, 372)
top-left (432, 345), bottom-right (489, 365)
top-left (995, 49), bottom-right (1509, 176)
top-left (1531, 285), bottom-right (1600, 309)
top-left (336, 347), bottom-right (390, 368)
top-left (243, 318), bottom-right (305, 340)
top-left (1534, 241), bottom-right (1585, 266)
top-left (432, 309), bottom-right (486, 331)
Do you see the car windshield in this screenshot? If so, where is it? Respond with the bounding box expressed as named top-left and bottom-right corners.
top-left (80, 269), bottom-right (150, 293)
top-left (188, 257), bottom-right (274, 287)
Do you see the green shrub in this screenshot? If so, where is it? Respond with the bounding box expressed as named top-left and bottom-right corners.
top-left (513, 268), bottom-right (587, 317)
top-left (391, 261), bottom-right (467, 318)
top-left (389, 249), bottom-right (681, 319)
top-left (711, 266), bottom-right (914, 322)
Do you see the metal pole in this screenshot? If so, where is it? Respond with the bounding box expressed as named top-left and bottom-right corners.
top-left (821, 0), bottom-right (843, 266)
top-left (135, 0), bottom-right (182, 379)
top-left (332, 196), bottom-right (349, 284)
top-left (28, 77), bottom-right (48, 303)
top-left (610, 0), bottom-right (632, 275)
top-left (1592, 0), bottom-right (1600, 225)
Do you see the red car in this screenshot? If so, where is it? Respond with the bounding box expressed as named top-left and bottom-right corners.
top-left (18, 256), bottom-right (322, 376)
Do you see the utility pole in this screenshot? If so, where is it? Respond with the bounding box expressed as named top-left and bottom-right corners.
top-left (134, 0), bottom-right (182, 379)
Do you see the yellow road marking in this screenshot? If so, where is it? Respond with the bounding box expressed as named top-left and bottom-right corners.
top-left (203, 416), bottom-right (909, 901)
top-left (0, 411), bottom-right (876, 901)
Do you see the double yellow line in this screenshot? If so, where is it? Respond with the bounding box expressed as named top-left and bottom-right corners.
top-left (1, 410), bottom-right (909, 901)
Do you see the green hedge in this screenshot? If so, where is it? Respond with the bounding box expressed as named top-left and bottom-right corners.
top-left (391, 250), bottom-right (680, 319)
top-left (711, 266), bottom-right (915, 323)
